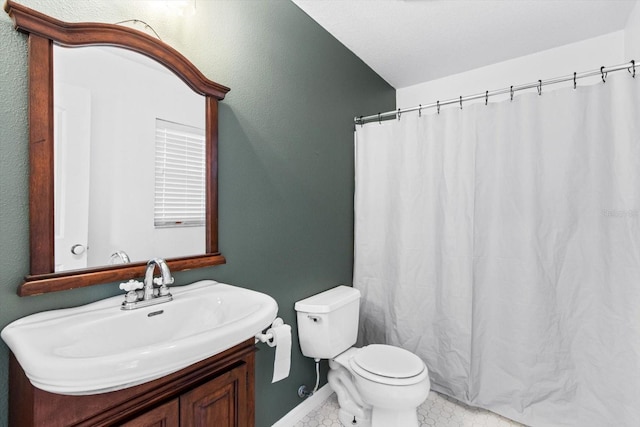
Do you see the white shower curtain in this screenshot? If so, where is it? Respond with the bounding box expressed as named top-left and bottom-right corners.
top-left (353, 73), bottom-right (640, 427)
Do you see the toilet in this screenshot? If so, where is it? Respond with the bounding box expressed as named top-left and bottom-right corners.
top-left (295, 286), bottom-right (430, 427)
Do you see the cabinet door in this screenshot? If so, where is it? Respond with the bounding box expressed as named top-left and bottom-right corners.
top-left (180, 364), bottom-right (249, 427)
top-left (120, 398), bottom-right (179, 427)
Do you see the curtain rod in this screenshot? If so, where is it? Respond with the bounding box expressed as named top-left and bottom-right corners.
top-left (355, 60), bottom-right (637, 125)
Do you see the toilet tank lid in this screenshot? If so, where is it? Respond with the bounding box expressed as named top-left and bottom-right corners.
top-left (295, 285), bottom-right (360, 313)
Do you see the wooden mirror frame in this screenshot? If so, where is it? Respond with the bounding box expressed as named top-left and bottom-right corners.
top-left (5, 0), bottom-right (229, 296)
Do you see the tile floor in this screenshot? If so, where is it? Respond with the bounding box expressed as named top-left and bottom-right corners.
top-left (293, 391), bottom-right (526, 427)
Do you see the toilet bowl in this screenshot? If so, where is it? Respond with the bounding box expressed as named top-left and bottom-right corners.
top-left (330, 345), bottom-right (430, 427)
top-left (295, 286), bottom-right (431, 427)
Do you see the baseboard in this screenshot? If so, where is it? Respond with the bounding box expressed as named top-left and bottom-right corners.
top-left (271, 383), bottom-right (334, 427)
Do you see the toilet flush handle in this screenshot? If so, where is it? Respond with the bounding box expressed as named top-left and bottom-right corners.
top-left (308, 315), bottom-right (321, 323)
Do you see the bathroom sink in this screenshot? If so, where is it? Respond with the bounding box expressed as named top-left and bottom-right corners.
top-left (1, 280), bottom-right (278, 395)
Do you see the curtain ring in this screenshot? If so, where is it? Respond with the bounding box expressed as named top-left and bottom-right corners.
top-left (418, 104), bottom-right (422, 117)
top-left (629, 60), bottom-right (636, 78)
top-left (485, 90), bottom-right (489, 106)
top-left (601, 66), bottom-right (607, 83)
top-left (359, 116), bottom-right (364, 127)
top-left (459, 96), bottom-right (463, 110)
top-left (510, 85), bottom-right (514, 101)
top-left (537, 80), bottom-right (542, 96)
top-left (397, 108), bottom-right (401, 121)
top-left (378, 113), bottom-right (381, 124)
top-left (437, 100), bottom-right (440, 114)
top-left (573, 72), bottom-right (577, 90)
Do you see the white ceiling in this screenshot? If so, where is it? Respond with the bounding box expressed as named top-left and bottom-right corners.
top-left (292, 0), bottom-right (637, 89)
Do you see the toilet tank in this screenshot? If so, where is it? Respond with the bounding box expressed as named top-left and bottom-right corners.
top-left (294, 285), bottom-right (360, 359)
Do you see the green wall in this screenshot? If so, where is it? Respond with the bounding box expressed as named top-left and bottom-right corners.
top-left (0, 1), bottom-right (395, 425)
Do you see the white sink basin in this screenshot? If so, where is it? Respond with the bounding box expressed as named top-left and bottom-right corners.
top-left (1, 280), bottom-right (278, 395)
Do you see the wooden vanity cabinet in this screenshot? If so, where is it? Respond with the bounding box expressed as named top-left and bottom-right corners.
top-left (121, 399), bottom-right (179, 427)
top-left (9, 339), bottom-right (256, 427)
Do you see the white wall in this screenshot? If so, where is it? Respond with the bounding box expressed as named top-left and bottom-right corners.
top-left (397, 31), bottom-right (626, 111)
top-left (55, 46), bottom-right (205, 268)
top-left (625, 0), bottom-right (640, 60)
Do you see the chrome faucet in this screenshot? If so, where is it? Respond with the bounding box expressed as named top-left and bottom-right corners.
top-left (109, 250), bottom-right (131, 265)
top-left (144, 258), bottom-right (174, 300)
top-left (119, 258), bottom-right (174, 310)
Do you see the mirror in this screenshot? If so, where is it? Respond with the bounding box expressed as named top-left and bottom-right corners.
top-left (54, 45), bottom-right (206, 271)
top-left (5, 0), bottom-right (230, 296)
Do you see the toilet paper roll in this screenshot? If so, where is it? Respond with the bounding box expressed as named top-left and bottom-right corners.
top-left (267, 323), bottom-right (291, 383)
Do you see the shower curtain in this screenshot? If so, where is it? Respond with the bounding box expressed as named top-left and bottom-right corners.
top-left (353, 73), bottom-right (640, 427)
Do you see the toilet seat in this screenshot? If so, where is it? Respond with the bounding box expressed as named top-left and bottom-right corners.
top-left (349, 344), bottom-right (427, 386)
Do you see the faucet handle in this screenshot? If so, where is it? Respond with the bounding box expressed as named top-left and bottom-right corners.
top-left (153, 277), bottom-right (173, 298)
top-left (153, 276), bottom-right (174, 286)
top-left (119, 279), bottom-right (144, 292)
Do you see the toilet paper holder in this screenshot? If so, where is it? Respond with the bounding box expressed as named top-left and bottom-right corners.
top-left (255, 317), bottom-right (285, 344)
